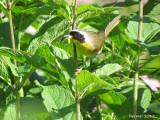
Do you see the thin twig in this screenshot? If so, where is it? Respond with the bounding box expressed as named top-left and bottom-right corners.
top-left (72, 0), bottom-right (80, 120)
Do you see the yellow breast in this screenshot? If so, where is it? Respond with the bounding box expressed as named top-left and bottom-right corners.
top-left (71, 38), bottom-right (98, 57)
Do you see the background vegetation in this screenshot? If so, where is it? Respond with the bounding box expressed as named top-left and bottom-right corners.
top-left (0, 0), bottom-right (160, 120)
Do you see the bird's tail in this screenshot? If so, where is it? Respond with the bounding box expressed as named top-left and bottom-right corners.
top-left (105, 15), bottom-right (121, 37)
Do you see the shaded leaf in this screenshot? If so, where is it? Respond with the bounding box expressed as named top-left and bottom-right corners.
top-left (0, 22), bottom-right (18, 48)
top-left (120, 83), bottom-right (152, 114)
top-left (0, 60), bottom-right (11, 85)
top-left (93, 90), bottom-right (131, 120)
top-left (141, 55), bottom-right (160, 69)
top-left (148, 102), bottom-right (160, 114)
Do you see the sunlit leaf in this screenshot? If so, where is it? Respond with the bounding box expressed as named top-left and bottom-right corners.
top-left (94, 63), bottom-right (123, 76)
top-left (41, 85), bottom-right (83, 120)
top-left (77, 70), bottom-right (111, 98)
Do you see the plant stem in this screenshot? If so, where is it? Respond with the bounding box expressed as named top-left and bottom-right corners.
top-left (133, 0), bottom-right (143, 119)
top-left (72, 0), bottom-right (80, 120)
top-left (138, 0), bottom-right (143, 41)
top-left (7, 0), bottom-right (17, 66)
top-left (133, 70), bottom-right (138, 117)
top-left (7, 0), bottom-right (20, 119)
top-left (16, 89), bottom-right (20, 120)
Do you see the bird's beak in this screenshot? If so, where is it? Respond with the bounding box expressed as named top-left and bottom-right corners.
top-left (60, 35), bottom-right (70, 43)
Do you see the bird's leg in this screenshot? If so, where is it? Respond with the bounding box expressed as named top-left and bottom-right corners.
top-left (75, 57), bottom-right (89, 75)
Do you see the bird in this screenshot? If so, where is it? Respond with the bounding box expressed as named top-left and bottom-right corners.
top-left (61, 29), bottom-right (105, 58)
top-left (61, 16), bottom-right (121, 74)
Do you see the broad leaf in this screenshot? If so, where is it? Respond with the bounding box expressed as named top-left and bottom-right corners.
top-left (0, 22), bottom-right (18, 48)
top-left (12, 0), bottom-right (46, 32)
top-left (141, 55), bottom-right (160, 69)
top-left (127, 16), bottom-right (160, 43)
top-left (120, 83), bottom-right (152, 114)
top-left (76, 4), bottom-right (119, 23)
top-left (4, 97), bottom-right (48, 120)
top-left (149, 3), bottom-right (160, 23)
top-left (0, 47), bottom-right (69, 90)
top-left (40, 0), bottom-right (70, 20)
top-left (50, 45), bottom-right (75, 78)
top-left (41, 85), bottom-right (83, 120)
top-left (80, 13), bottom-right (117, 31)
top-left (94, 63), bottom-right (123, 76)
top-left (33, 17), bottom-right (66, 39)
top-left (143, 0), bottom-right (160, 15)
top-left (93, 90), bottom-right (131, 120)
top-left (148, 102), bottom-right (160, 114)
top-left (3, 103), bottom-right (16, 120)
top-left (77, 70), bottom-right (111, 99)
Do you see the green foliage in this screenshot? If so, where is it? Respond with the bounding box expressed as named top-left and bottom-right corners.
top-left (0, 0), bottom-right (160, 120)
top-left (41, 84), bottom-right (82, 120)
top-left (4, 98), bottom-right (49, 120)
top-left (93, 90), bottom-right (131, 120)
top-left (77, 70), bottom-right (111, 98)
top-left (120, 84), bottom-right (152, 114)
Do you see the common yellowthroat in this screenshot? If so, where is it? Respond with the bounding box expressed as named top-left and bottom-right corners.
top-left (61, 16), bottom-right (121, 57)
top-left (61, 30), bottom-right (105, 57)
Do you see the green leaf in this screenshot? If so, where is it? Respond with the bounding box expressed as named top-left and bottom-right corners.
top-left (23, 6), bottom-right (53, 15)
top-left (33, 17), bottom-right (67, 40)
top-left (3, 103), bottom-right (16, 120)
top-left (12, 0), bottom-right (46, 32)
top-left (150, 3), bottom-right (160, 17)
top-left (41, 85), bottom-right (83, 120)
top-left (141, 55), bottom-right (160, 69)
top-left (93, 90), bottom-right (131, 120)
top-left (0, 47), bottom-right (68, 89)
top-left (108, 26), bottom-right (126, 50)
top-left (4, 97), bottom-right (48, 120)
top-left (76, 4), bottom-right (119, 24)
top-left (143, 0), bottom-right (160, 15)
top-left (40, 0), bottom-right (70, 20)
top-left (127, 16), bottom-right (160, 43)
top-left (149, 3), bottom-right (160, 23)
top-left (50, 45), bottom-right (75, 78)
top-left (120, 84), bottom-right (152, 114)
top-left (2, 56), bottom-right (19, 77)
top-left (148, 102), bottom-right (160, 114)
top-left (0, 0), bottom-right (7, 9)
top-left (28, 18), bottom-right (70, 53)
top-left (0, 22), bottom-right (18, 48)
top-left (77, 70), bottom-right (111, 98)
top-left (0, 60), bottom-right (11, 85)
top-left (18, 65), bottom-right (36, 88)
top-left (94, 63), bottom-right (123, 76)
top-left (75, 4), bottom-right (102, 22)
top-left (79, 13), bottom-right (116, 31)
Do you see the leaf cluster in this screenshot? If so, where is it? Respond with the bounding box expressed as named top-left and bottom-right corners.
top-left (0, 0), bottom-right (160, 120)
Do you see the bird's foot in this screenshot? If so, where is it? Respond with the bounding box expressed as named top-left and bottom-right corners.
top-left (75, 67), bottom-right (83, 75)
